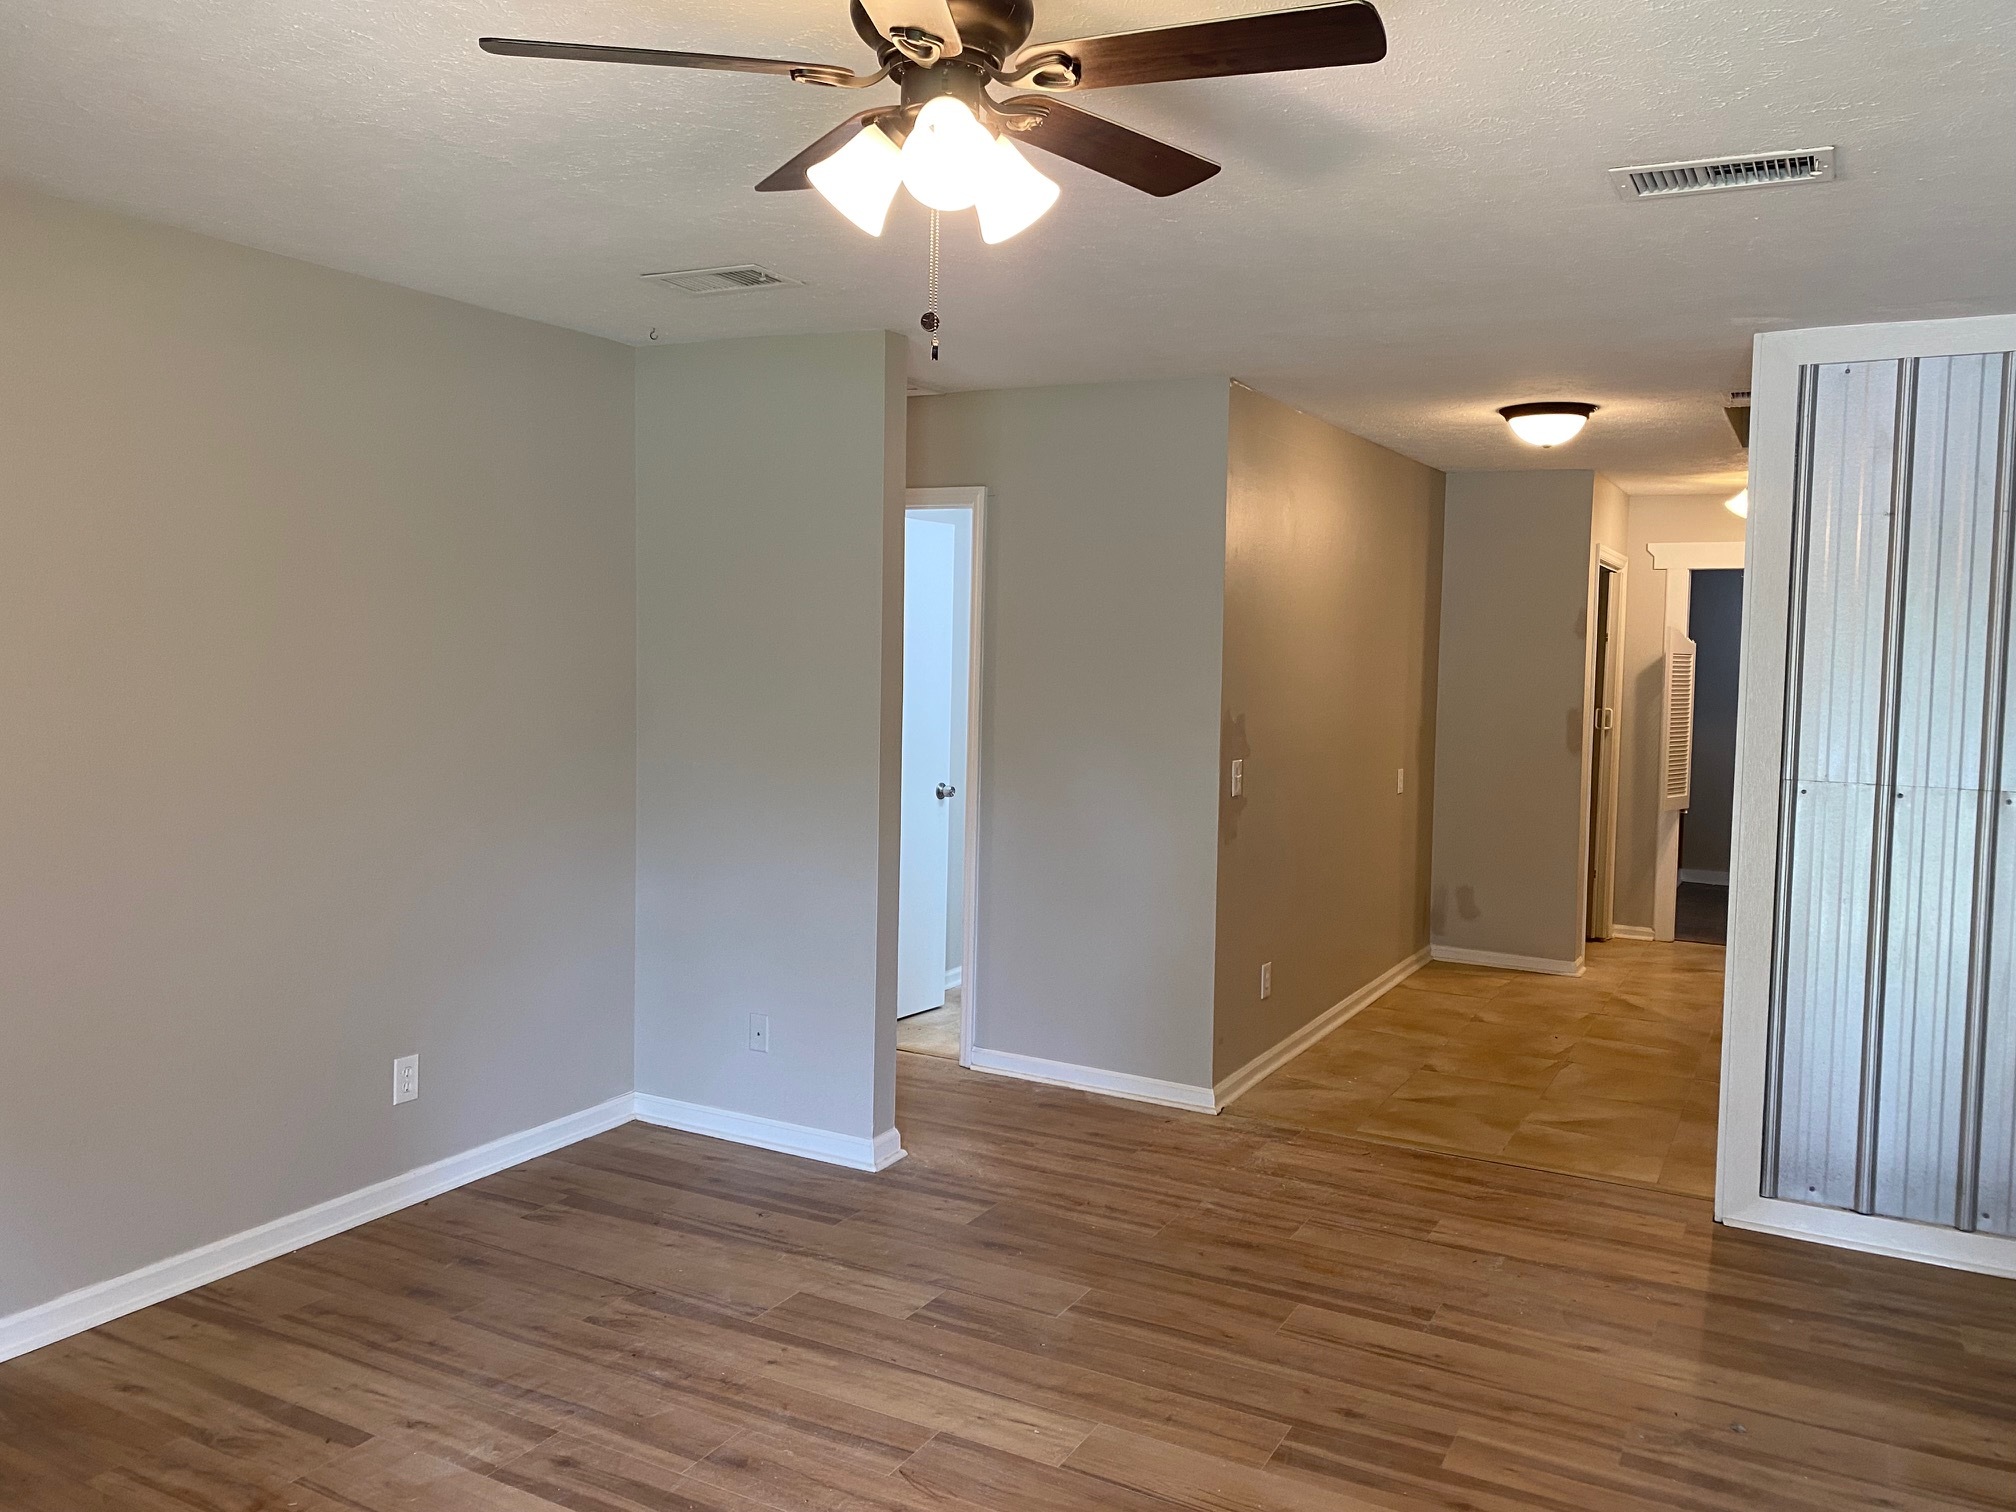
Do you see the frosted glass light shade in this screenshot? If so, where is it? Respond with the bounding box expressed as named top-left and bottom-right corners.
top-left (1499, 401), bottom-right (1597, 448)
top-left (1726, 488), bottom-right (1750, 519)
top-left (974, 136), bottom-right (1060, 244)
top-left (808, 123), bottom-right (904, 235)
top-left (1506, 411), bottom-right (1589, 447)
top-left (900, 97), bottom-right (997, 212)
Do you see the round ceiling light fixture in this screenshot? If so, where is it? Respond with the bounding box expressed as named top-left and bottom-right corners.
top-left (1499, 401), bottom-right (1598, 449)
top-left (1725, 488), bottom-right (1750, 519)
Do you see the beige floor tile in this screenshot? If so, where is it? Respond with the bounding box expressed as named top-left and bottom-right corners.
top-left (1522, 1093), bottom-right (1682, 1148)
top-left (1563, 1036), bottom-right (1702, 1078)
top-left (1423, 1043), bottom-right (1569, 1089)
top-left (1547, 1060), bottom-right (1695, 1111)
top-left (1500, 1123), bottom-right (1671, 1186)
top-left (1450, 1019), bottom-right (1588, 1059)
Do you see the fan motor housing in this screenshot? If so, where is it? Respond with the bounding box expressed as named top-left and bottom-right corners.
top-left (850, 0), bottom-right (1035, 67)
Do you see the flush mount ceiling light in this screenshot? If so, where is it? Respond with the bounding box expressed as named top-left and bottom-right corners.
top-left (479, 0), bottom-right (1390, 245)
top-left (1499, 401), bottom-right (1598, 448)
top-left (1726, 489), bottom-right (1750, 519)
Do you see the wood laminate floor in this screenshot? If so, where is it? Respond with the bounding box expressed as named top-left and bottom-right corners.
top-left (1229, 940), bottom-right (1724, 1195)
top-left (5, 1051), bottom-right (2015, 1511)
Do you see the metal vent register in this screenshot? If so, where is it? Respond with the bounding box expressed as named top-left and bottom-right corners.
top-left (1611, 149), bottom-right (1835, 201)
top-left (643, 265), bottom-right (802, 296)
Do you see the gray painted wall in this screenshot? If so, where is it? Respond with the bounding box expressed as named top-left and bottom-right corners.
top-left (1214, 387), bottom-right (1445, 1082)
top-left (0, 186), bottom-right (637, 1318)
top-left (1614, 495), bottom-right (1748, 928)
top-left (908, 380), bottom-right (1230, 1091)
top-left (635, 332), bottom-right (908, 1145)
top-left (1431, 471), bottom-right (1599, 966)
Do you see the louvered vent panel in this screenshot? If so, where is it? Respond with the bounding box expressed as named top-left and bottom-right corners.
top-left (1662, 631), bottom-right (1697, 811)
top-left (1611, 148), bottom-right (1835, 201)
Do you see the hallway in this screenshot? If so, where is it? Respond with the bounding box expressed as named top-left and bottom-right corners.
top-left (1226, 940), bottom-right (1722, 1195)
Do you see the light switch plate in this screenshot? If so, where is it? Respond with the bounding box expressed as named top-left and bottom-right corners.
top-left (1230, 759), bottom-right (1244, 798)
top-left (1259, 961), bottom-right (1272, 1000)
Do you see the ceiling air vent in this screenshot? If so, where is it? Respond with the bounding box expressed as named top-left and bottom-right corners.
top-left (1610, 148), bottom-right (1835, 202)
top-left (643, 265), bottom-right (803, 296)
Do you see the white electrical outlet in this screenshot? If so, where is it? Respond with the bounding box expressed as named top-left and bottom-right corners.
top-left (392, 1054), bottom-right (419, 1106)
top-left (1230, 759), bottom-right (1244, 798)
top-left (748, 1014), bottom-right (770, 1053)
top-left (1397, 768), bottom-right (1406, 794)
top-left (1259, 962), bottom-right (1272, 1000)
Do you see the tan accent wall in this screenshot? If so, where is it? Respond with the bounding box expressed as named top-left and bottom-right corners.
top-left (0, 186), bottom-right (637, 1318)
top-left (1212, 387), bottom-right (1445, 1084)
top-left (1431, 471), bottom-right (1600, 967)
top-left (908, 380), bottom-right (1231, 1092)
top-left (1614, 494), bottom-right (1749, 929)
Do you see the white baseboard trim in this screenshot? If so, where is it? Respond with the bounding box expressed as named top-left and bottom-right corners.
top-left (944, 966), bottom-right (963, 992)
top-left (1718, 1196), bottom-right (2016, 1281)
top-left (1430, 944), bottom-right (1586, 977)
top-left (964, 1047), bottom-right (1217, 1113)
top-left (632, 1093), bottom-right (904, 1172)
top-left (1213, 948), bottom-right (1430, 1108)
top-left (0, 1093), bottom-right (635, 1367)
top-left (1609, 924), bottom-right (1658, 941)
top-left (1679, 869), bottom-right (1730, 887)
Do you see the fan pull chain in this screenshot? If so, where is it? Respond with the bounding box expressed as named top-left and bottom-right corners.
top-left (921, 210), bottom-right (942, 361)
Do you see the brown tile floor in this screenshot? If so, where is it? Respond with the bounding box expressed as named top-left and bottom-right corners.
top-left (897, 991), bottom-right (962, 1060)
top-left (1225, 939), bottom-right (1724, 1195)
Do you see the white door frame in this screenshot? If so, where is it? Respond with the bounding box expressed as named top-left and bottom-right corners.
top-left (1720, 312), bottom-right (2016, 1278)
top-left (906, 487), bottom-right (986, 1068)
top-left (1585, 546), bottom-right (1629, 941)
top-left (1648, 539), bottom-right (1746, 941)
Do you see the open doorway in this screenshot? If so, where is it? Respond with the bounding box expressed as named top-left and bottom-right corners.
top-left (1675, 568), bottom-right (1743, 944)
top-left (896, 488), bottom-right (983, 1063)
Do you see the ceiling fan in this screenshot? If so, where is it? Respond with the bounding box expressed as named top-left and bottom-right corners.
top-left (481, 0), bottom-right (1388, 244)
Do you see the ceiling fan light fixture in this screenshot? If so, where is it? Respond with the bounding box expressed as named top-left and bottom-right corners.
top-left (807, 123), bottom-right (904, 235)
top-left (1499, 401), bottom-right (1598, 448)
top-left (1726, 488), bottom-right (1750, 519)
top-left (974, 136), bottom-right (1060, 243)
top-left (900, 95), bottom-right (997, 212)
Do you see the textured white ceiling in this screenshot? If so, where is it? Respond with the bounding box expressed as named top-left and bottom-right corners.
top-left (2, 0), bottom-right (2011, 491)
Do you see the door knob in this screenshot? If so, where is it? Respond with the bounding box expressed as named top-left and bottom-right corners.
top-left (936, 783), bottom-right (957, 800)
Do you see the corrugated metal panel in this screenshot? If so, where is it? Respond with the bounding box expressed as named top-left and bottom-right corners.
top-left (1769, 362), bottom-right (1899, 1207)
top-left (1769, 350), bottom-right (2016, 1232)
top-left (1774, 781), bottom-right (1878, 1207)
top-left (1792, 363), bottom-right (1900, 787)
top-left (1874, 787), bottom-right (1979, 1219)
top-left (1871, 355), bottom-right (2006, 1222)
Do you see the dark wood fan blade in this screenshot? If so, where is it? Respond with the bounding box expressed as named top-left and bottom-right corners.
top-left (1000, 98), bottom-right (1219, 197)
top-left (479, 37), bottom-right (857, 80)
top-left (755, 110), bottom-right (893, 191)
top-left (1016, 1), bottom-right (1386, 90)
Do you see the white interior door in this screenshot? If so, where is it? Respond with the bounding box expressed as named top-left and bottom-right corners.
top-left (898, 516), bottom-right (956, 1019)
